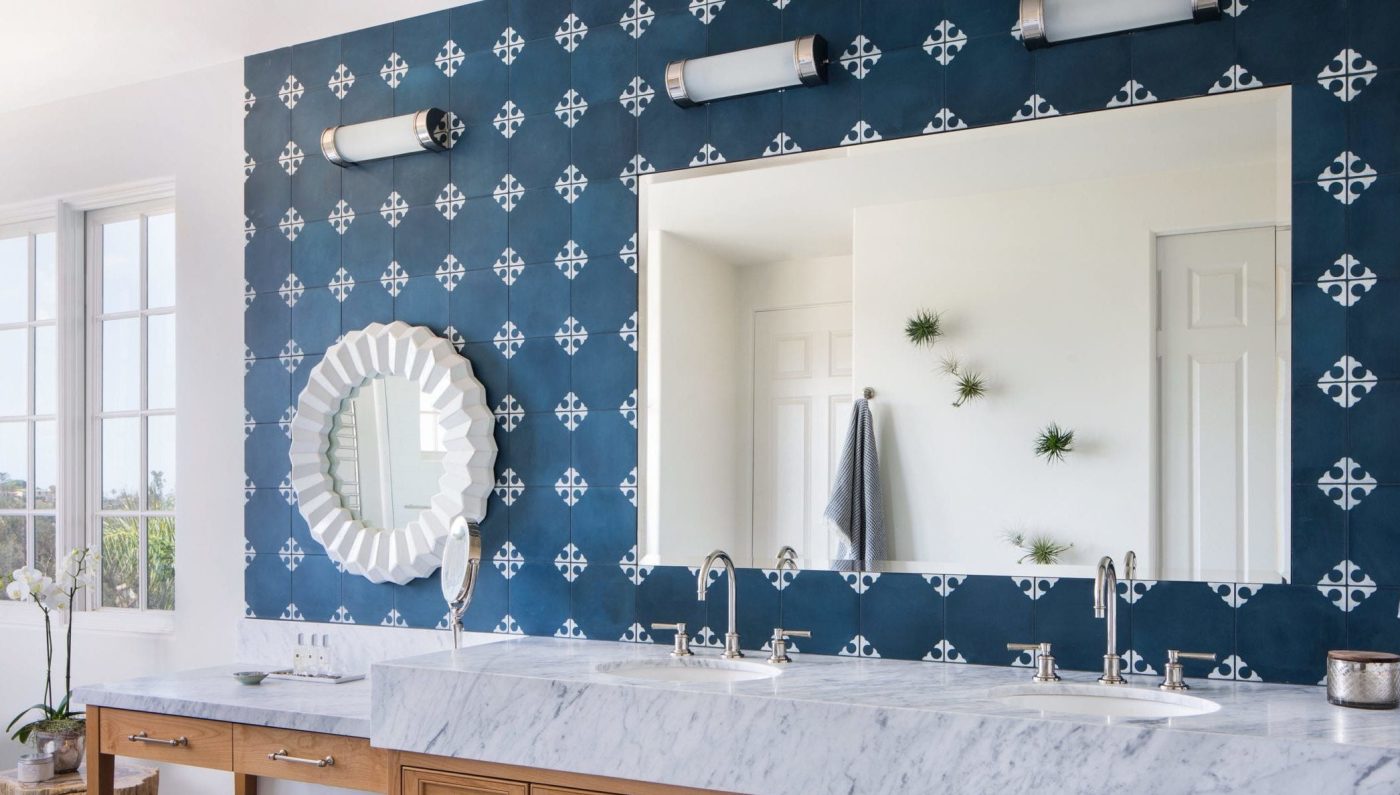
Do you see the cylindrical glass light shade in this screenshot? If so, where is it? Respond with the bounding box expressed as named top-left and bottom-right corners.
top-left (320, 108), bottom-right (450, 166)
top-left (1020, 0), bottom-right (1219, 48)
top-left (667, 35), bottom-right (826, 107)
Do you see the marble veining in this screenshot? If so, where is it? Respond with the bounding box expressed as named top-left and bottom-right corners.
top-left (372, 638), bottom-right (1400, 794)
top-left (75, 665), bottom-right (373, 737)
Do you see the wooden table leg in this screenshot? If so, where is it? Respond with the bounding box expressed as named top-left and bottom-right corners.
top-left (86, 706), bottom-right (114, 795)
top-left (235, 773), bottom-right (258, 795)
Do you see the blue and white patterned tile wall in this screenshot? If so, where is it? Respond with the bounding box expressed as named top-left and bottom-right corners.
top-left (245, 0), bottom-right (1400, 684)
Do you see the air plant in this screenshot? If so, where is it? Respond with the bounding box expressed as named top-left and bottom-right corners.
top-left (904, 308), bottom-right (943, 348)
top-left (1034, 423), bottom-right (1075, 463)
top-left (1004, 531), bottom-right (1074, 566)
top-left (940, 356), bottom-right (987, 408)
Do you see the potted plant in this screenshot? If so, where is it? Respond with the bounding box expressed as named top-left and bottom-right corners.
top-left (5, 548), bottom-right (97, 774)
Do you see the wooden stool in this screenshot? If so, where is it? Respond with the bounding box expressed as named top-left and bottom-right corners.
top-left (0, 765), bottom-right (157, 795)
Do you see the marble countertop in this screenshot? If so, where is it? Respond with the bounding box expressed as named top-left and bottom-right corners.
top-left (75, 665), bottom-right (372, 737)
top-left (372, 637), bottom-right (1400, 794)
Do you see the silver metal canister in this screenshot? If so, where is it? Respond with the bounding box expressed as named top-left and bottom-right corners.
top-left (1327, 650), bottom-right (1400, 709)
top-left (17, 752), bottom-right (55, 783)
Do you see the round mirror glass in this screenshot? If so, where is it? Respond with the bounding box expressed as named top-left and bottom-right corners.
top-left (328, 375), bottom-right (447, 531)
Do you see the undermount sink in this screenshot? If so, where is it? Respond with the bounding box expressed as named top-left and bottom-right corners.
top-left (992, 683), bottom-right (1220, 719)
top-left (597, 658), bottom-right (782, 684)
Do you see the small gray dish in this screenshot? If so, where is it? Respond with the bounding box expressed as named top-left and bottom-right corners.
top-left (233, 671), bottom-right (269, 685)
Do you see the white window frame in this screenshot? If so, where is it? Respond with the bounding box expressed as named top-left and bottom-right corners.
top-left (85, 199), bottom-right (176, 618)
top-left (0, 217), bottom-right (58, 585)
top-left (0, 181), bottom-right (176, 633)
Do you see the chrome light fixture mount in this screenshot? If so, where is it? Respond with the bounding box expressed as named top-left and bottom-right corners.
top-left (1019, 0), bottom-right (1221, 50)
top-left (666, 34), bottom-right (828, 108)
top-left (320, 107), bottom-right (451, 167)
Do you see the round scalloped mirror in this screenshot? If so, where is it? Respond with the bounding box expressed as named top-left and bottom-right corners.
top-left (288, 321), bottom-right (496, 584)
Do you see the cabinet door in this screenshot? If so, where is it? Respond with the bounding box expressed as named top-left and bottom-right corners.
top-left (402, 767), bottom-right (528, 795)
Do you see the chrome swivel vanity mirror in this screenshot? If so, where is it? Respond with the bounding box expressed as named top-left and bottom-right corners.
top-left (441, 517), bottom-right (482, 650)
top-left (289, 321), bottom-right (496, 585)
top-left (638, 88), bottom-right (1294, 584)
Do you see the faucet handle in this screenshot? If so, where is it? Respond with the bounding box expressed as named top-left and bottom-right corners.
top-left (766, 628), bottom-right (811, 665)
top-left (650, 622), bottom-right (694, 657)
top-left (1006, 642), bottom-right (1062, 683)
top-left (1159, 650), bottom-right (1216, 691)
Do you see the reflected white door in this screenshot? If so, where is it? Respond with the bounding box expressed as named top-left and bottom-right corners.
top-left (752, 304), bottom-right (852, 570)
top-left (1158, 227), bottom-right (1283, 582)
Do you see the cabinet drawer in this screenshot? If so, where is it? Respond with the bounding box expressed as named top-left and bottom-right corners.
top-left (533, 786), bottom-right (616, 795)
top-left (234, 724), bottom-right (387, 792)
top-left (402, 767), bottom-right (528, 795)
top-left (98, 708), bottom-right (232, 769)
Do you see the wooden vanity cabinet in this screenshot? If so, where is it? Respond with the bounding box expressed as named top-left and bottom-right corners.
top-left (85, 707), bottom-right (716, 795)
top-left (392, 753), bottom-right (719, 795)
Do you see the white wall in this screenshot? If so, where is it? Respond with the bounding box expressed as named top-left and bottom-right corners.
top-left (0, 62), bottom-right (245, 789)
top-left (643, 232), bottom-right (741, 564)
top-left (853, 161), bottom-right (1281, 576)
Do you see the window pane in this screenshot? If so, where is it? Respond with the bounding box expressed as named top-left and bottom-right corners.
top-left (148, 414), bottom-right (175, 511)
top-left (100, 516), bottom-right (140, 608)
top-left (0, 516), bottom-right (23, 595)
top-left (102, 317), bottom-right (140, 411)
top-left (34, 325), bottom-right (55, 416)
top-left (34, 515), bottom-right (55, 578)
top-left (34, 233), bottom-right (55, 321)
top-left (0, 328), bottom-right (27, 417)
top-left (0, 235), bottom-right (25, 324)
top-left (147, 517), bottom-right (175, 610)
top-left (33, 420), bottom-right (55, 510)
top-left (102, 219), bottom-right (141, 313)
top-left (148, 314), bottom-right (175, 410)
top-left (0, 422), bottom-right (25, 509)
top-left (101, 417), bottom-right (140, 510)
top-left (147, 213), bottom-right (175, 309)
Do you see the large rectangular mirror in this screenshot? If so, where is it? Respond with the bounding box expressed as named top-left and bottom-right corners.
top-left (638, 88), bottom-right (1292, 583)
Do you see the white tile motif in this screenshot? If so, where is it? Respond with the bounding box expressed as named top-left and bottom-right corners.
top-left (1317, 356), bottom-right (1377, 408)
top-left (328, 64), bottom-right (355, 99)
top-left (840, 35), bottom-right (881, 78)
top-left (555, 89), bottom-right (589, 128)
top-left (1318, 49), bottom-right (1377, 102)
top-left (923, 21), bottom-right (967, 65)
top-left (556, 241), bottom-right (588, 279)
top-left (436, 39), bottom-right (465, 77)
top-left (1317, 253), bottom-right (1375, 307)
top-left (555, 14), bottom-right (588, 51)
top-left (1208, 65), bottom-right (1262, 94)
top-left (278, 75), bottom-right (304, 109)
top-left (381, 52), bottom-right (408, 88)
top-left (1318, 457), bottom-right (1377, 510)
top-left (1107, 80), bottom-right (1157, 107)
top-left (493, 101), bottom-right (525, 138)
top-left (494, 468), bottom-right (524, 506)
top-left (620, 77), bottom-right (655, 117)
top-left (278, 142), bottom-right (305, 176)
top-left (1317, 151), bottom-right (1377, 205)
top-left (494, 27), bottom-right (525, 65)
top-left (555, 166), bottom-right (588, 203)
top-left (381, 261), bottom-right (408, 297)
top-left (555, 317), bottom-right (588, 355)
top-left (621, 0), bottom-right (655, 38)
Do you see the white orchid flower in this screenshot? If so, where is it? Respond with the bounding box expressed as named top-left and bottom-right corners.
top-left (4, 580), bottom-right (24, 601)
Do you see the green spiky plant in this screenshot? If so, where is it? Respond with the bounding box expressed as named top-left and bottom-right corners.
top-left (1004, 531), bottom-right (1074, 565)
top-left (940, 356), bottom-right (987, 408)
top-left (904, 309), bottom-right (943, 347)
top-left (1034, 423), bottom-right (1075, 463)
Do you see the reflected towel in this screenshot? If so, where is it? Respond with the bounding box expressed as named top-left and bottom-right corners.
top-left (825, 397), bottom-right (885, 572)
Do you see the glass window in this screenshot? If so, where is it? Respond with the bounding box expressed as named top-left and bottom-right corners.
top-left (91, 206), bottom-right (176, 611)
top-left (0, 226), bottom-right (56, 597)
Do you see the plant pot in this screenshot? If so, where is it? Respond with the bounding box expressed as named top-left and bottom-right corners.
top-left (33, 723), bottom-right (85, 774)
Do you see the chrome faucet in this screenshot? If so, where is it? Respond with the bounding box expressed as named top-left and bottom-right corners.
top-left (697, 549), bottom-right (743, 659)
top-left (1093, 556), bottom-right (1125, 684)
top-left (1122, 549), bottom-right (1137, 580)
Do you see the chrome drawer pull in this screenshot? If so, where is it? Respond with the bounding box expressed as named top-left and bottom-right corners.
top-left (268, 748), bottom-right (335, 768)
top-left (127, 731), bottom-right (188, 747)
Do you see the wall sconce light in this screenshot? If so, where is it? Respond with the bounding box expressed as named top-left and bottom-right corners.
top-left (1019, 0), bottom-right (1220, 49)
top-left (320, 108), bottom-right (451, 167)
top-left (666, 35), bottom-right (827, 107)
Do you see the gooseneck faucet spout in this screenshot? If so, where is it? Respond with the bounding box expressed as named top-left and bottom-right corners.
top-left (697, 549), bottom-right (743, 659)
top-left (1094, 555), bottom-right (1125, 685)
